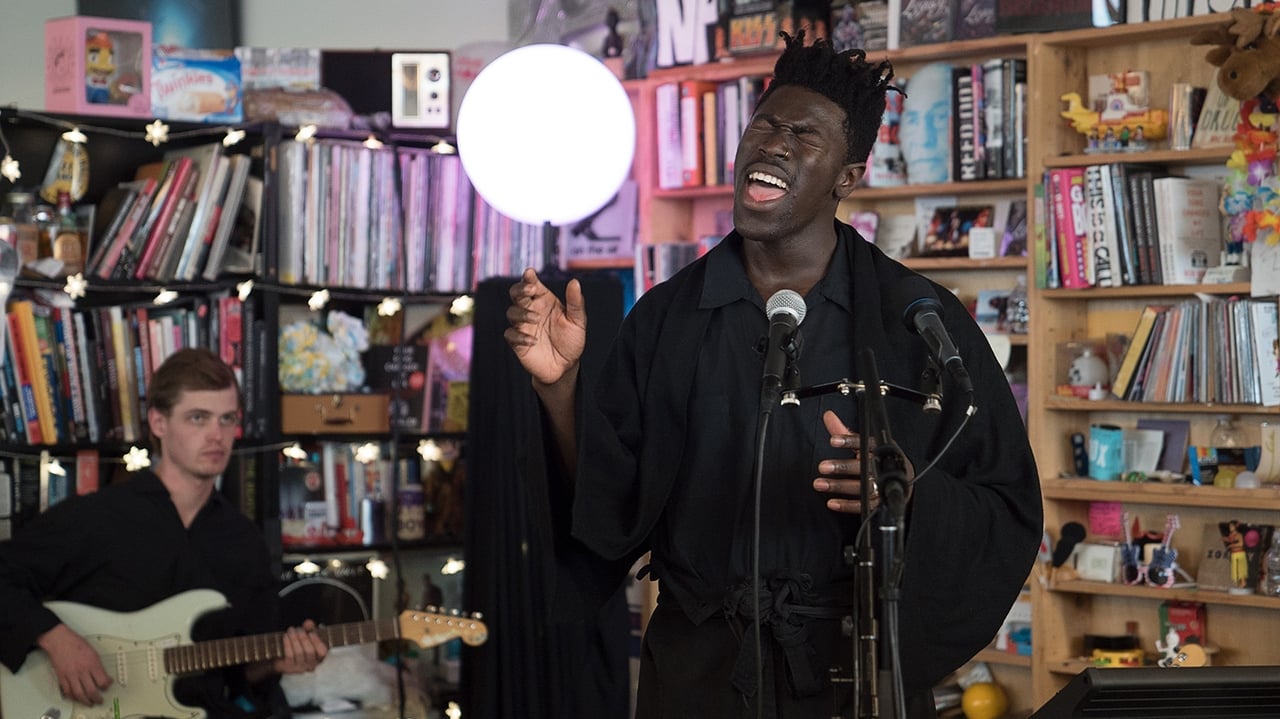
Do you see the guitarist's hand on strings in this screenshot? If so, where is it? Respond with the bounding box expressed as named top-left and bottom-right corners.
top-left (275, 620), bottom-right (328, 674)
top-left (37, 623), bottom-right (112, 706)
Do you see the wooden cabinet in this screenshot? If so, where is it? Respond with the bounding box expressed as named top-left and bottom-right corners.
top-left (1024, 12), bottom-right (1280, 710)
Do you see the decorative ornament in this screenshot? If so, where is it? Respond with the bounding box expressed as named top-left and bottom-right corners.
top-left (63, 272), bottom-right (88, 299)
top-left (144, 119), bottom-right (170, 146)
top-left (223, 128), bottom-right (246, 146)
top-left (432, 139), bottom-right (456, 155)
top-left (61, 127), bottom-right (87, 144)
top-left (282, 442), bottom-right (308, 460)
top-left (0, 154), bottom-right (19, 183)
top-left (153, 289), bottom-right (178, 305)
top-left (365, 557), bottom-right (390, 579)
top-left (123, 446), bottom-right (151, 472)
top-left (418, 438), bottom-right (442, 462)
top-left (363, 135), bottom-right (384, 150)
top-left (295, 124), bottom-right (318, 142)
top-left (445, 702), bottom-right (462, 719)
top-left (236, 279), bottom-right (254, 301)
top-left (377, 297), bottom-right (402, 316)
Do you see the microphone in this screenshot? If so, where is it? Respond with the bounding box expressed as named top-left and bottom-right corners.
top-left (760, 289), bottom-right (806, 412)
top-left (896, 277), bottom-right (974, 396)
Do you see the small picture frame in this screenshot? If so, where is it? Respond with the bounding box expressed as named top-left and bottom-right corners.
top-left (391, 52), bottom-right (451, 130)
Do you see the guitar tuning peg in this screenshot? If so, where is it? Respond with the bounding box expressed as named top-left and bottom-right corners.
top-left (471, 611), bottom-right (484, 620)
top-left (450, 608), bottom-right (461, 616)
top-left (425, 604), bottom-right (438, 613)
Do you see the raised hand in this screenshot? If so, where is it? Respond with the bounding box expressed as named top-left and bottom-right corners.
top-left (504, 268), bottom-right (588, 388)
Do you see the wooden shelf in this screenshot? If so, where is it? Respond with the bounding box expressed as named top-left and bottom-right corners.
top-left (1040, 282), bottom-right (1251, 299)
top-left (1049, 578), bottom-right (1280, 609)
top-left (902, 256), bottom-right (1027, 271)
top-left (975, 648), bottom-right (1033, 668)
top-left (1043, 396), bottom-right (1276, 414)
top-left (1042, 146), bottom-right (1233, 169)
top-left (1040, 477), bottom-right (1280, 510)
top-left (853, 177), bottom-right (1028, 200)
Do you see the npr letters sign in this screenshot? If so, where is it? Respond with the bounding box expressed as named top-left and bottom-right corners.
top-left (656, 0), bottom-right (718, 67)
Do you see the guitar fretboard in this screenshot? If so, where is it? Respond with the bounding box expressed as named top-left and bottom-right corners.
top-left (164, 617), bottom-right (400, 674)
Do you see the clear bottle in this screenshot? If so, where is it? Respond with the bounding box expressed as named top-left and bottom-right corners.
top-left (53, 190), bottom-right (86, 276)
top-left (1007, 274), bottom-right (1030, 334)
top-left (1210, 415), bottom-right (1244, 448)
top-left (3, 191), bottom-right (39, 270)
top-left (1261, 532), bottom-right (1280, 596)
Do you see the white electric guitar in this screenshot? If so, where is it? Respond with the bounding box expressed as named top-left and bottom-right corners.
top-left (0, 589), bottom-right (488, 719)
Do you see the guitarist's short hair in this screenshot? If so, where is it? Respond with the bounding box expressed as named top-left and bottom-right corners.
top-left (148, 347), bottom-right (242, 415)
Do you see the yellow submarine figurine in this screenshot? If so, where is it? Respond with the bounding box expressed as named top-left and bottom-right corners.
top-left (1061, 91), bottom-right (1169, 147)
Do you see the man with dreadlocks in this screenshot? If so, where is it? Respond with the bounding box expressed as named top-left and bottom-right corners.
top-left (506, 30), bottom-right (1041, 718)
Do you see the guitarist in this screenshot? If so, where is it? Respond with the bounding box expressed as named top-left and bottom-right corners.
top-left (0, 348), bottom-right (328, 718)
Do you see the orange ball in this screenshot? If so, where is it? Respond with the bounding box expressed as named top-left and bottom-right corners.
top-left (961, 681), bottom-right (1009, 719)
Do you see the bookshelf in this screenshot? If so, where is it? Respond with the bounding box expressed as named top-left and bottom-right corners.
top-left (1024, 11), bottom-right (1280, 710)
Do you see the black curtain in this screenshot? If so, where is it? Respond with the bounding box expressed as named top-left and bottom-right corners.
top-left (464, 273), bottom-right (630, 719)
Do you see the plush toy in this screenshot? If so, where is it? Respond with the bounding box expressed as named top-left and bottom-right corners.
top-left (1192, 5), bottom-right (1280, 251)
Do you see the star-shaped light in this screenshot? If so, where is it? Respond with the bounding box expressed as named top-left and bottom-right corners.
top-left (308, 288), bottom-right (330, 311)
top-left (144, 119), bottom-right (170, 146)
top-left (363, 135), bottom-right (384, 150)
top-left (294, 558), bottom-right (321, 575)
top-left (63, 272), bottom-right (88, 299)
top-left (282, 442), bottom-right (308, 460)
top-left (154, 289), bottom-right (178, 305)
top-left (354, 442), bottom-right (381, 465)
top-left (432, 139), bottom-right (457, 155)
top-left (223, 128), bottom-right (246, 146)
top-left (123, 446), bottom-right (151, 471)
top-left (377, 297), bottom-right (402, 317)
top-left (441, 557), bottom-right (466, 576)
top-left (236, 279), bottom-right (254, 301)
top-left (61, 127), bottom-right (88, 143)
top-left (365, 557), bottom-right (390, 579)
top-left (444, 702), bottom-right (462, 719)
top-left (1, 154), bottom-right (20, 183)
top-left (418, 439), bottom-right (442, 462)
top-left (295, 124), bottom-right (318, 142)
top-left (46, 458), bottom-right (68, 476)
top-left (450, 294), bottom-right (474, 317)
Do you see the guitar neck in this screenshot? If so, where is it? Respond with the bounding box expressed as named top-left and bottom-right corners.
top-left (164, 617), bottom-right (400, 674)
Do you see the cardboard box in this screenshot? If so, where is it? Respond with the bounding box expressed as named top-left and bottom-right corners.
top-left (281, 393), bottom-right (390, 435)
top-left (1072, 541), bottom-right (1122, 583)
top-left (151, 47), bottom-right (243, 123)
top-left (45, 16), bottom-right (152, 118)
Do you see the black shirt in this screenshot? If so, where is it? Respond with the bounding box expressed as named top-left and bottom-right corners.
top-left (0, 471), bottom-right (284, 718)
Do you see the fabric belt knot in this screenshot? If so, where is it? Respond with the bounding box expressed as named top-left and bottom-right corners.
top-left (721, 571), bottom-right (849, 701)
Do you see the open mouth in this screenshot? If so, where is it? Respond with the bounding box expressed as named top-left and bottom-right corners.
top-left (745, 170), bottom-right (789, 204)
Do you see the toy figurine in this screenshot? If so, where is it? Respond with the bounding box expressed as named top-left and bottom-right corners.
top-left (85, 31), bottom-right (115, 104)
top-left (602, 8), bottom-right (624, 59)
top-left (1060, 90), bottom-right (1169, 148)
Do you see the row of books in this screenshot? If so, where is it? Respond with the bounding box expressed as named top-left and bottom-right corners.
top-left (655, 75), bottom-right (766, 191)
top-left (633, 237), bottom-right (719, 296)
top-left (1110, 297), bottom-right (1280, 406)
top-left (86, 142), bottom-right (259, 283)
top-left (952, 58), bottom-right (1028, 182)
top-left (0, 450), bottom-right (99, 539)
top-left (1, 294), bottom-right (253, 447)
top-left (1036, 165), bottom-right (1224, 290)
top-left (277, 139), bottom-right (550, 293)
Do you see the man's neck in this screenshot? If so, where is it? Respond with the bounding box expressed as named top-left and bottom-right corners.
top-left (154, 461), bottom-right (216, 528)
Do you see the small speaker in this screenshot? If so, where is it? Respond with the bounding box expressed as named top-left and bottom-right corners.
top-left (320, 50), bottom-right (451, 131)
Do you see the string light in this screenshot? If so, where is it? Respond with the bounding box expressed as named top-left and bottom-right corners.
top-left (450, 295), bottom-right (474, 317)
top-left (295, 124), bottom-right (318, 142)
top-left (123, 446), bottom-right (151, 471)
top-left (144, 119), bottom-right (170, 146)
top-left (363, 135), bottom-right (384, 150)
top-left (441, 557), bottom-right (466, 575)
top-left (223, 128), bottom-right (246, 146)
top-left (445, 702), bottom-right (462, 719)
top-left (236, 279), bottom-right (254, 301)
top-left (294, 558), bottom-right (321, 575)
top-left (1, 439), bottom-right (325, 469)
top-left (377, 297), bottom-right (401, 316)
top-left (0, 154), bottom-right (19, 183)
top-left (153, 289), bottom-right (178, 305)
top-left (307, 288), bottom-right (330, 311)
top-left (366, 557), bottom-right (390, 579)
top-left (282, 442), bottom-right (308, 461)
top-left (432, 139), bottom-right (456, 155)
top-left (63, 272), bottom-right (88, 300)
top-left (353, 442), bottom-right (380, 464)
top-left (61, 127), bottom-right (88, 144)
top-left (418, 439), bottom-right (442, 462)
